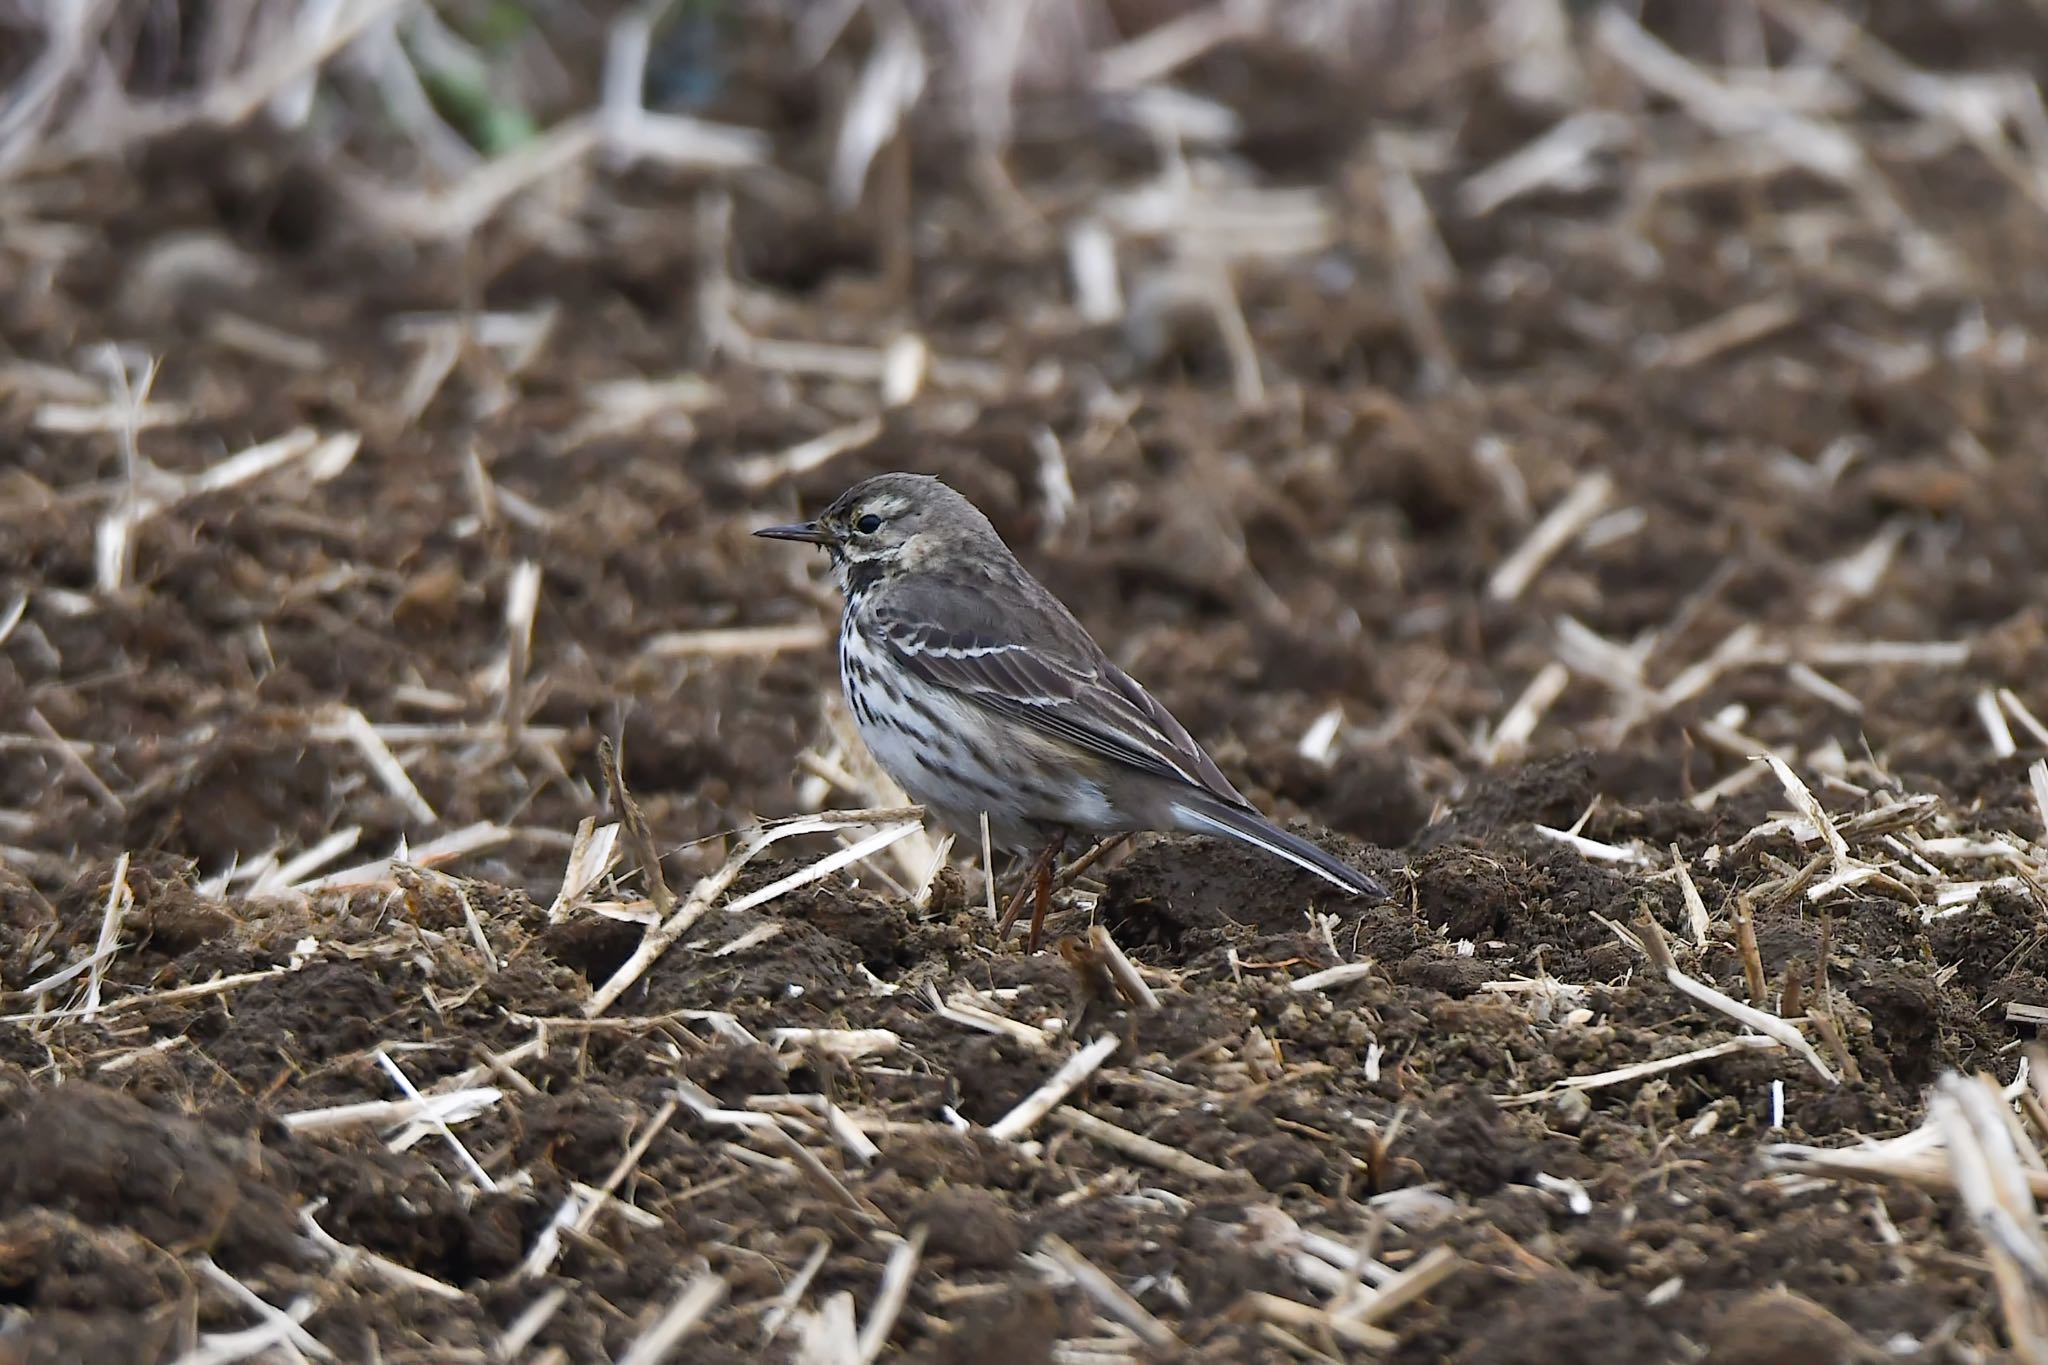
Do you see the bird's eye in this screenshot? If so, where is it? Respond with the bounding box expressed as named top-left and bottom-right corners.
top-left (855, 513), bottom-right (882, 534)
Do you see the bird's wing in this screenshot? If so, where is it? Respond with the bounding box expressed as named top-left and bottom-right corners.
top-left (867, 580), bottom-right (1247, 805)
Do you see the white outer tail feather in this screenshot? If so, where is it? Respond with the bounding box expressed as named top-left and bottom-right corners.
top-left (1170, 802), bottom-right (1385, 897)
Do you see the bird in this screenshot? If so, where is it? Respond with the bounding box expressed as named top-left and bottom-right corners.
top-left (755, 472), bottom-right (1387, 949)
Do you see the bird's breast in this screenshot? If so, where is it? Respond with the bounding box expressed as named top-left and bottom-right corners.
top-left (836, 612), bottom-right (1116, 846)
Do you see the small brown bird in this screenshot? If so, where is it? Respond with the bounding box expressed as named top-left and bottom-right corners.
top-left (756, 473), bottom-right (1385, 947)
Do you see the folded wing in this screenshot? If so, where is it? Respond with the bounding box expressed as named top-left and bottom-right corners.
top-left (869, 583), bottom-right (1249, 808)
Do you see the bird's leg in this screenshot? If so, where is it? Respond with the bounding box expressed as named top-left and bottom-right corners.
top-left (1025, 836), bottom-right (1060, 952)
top-left (996, 832), bottom-right (1066, 951)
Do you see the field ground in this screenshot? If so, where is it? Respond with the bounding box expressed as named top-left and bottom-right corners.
top-left (6, 3), bottom-right (2048, 1361)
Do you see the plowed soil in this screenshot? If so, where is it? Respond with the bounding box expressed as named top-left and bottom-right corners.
top-left (5, 5), bottom-right (2048, 1362)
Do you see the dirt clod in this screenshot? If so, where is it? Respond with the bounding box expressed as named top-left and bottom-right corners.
top-left (0, 1087), bottom-right (303, 1270)
top-left (1701, 1290), bottom-right (1883, 1365)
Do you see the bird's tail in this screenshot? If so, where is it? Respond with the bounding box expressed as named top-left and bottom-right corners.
top-left (1171, 799), bottom-right (1388, 898)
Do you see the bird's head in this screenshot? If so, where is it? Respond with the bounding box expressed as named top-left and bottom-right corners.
top-left (754, 472), bottom-right (998, 590)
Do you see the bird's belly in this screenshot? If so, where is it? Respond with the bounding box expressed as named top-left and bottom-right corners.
top-left (856, 698), bottom-right (1021, 836)
top-left (840, 633), bottom-right (1114, 847)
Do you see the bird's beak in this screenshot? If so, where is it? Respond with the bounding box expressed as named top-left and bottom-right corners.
top-left (753, 520), bottom-right (835, 546)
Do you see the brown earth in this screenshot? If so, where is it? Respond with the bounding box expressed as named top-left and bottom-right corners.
top-left (4, 3), bottom-right (2048, 1362)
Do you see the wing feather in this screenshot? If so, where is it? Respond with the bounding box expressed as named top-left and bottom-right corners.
top-left (867, 587), bottom-right (1246, 805)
